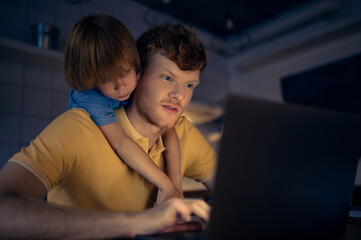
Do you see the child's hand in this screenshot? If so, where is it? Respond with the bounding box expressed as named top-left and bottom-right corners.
top-left (173, 183), bottom-right (184, 199)
top-left (155, 185), bottom-right (180, 206)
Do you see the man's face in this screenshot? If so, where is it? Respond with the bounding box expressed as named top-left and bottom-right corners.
top-left (134, 52), bottom-right (200, 129)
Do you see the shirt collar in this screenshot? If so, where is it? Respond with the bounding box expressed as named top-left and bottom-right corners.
top-left (115, 106), bottom-right (165, 156)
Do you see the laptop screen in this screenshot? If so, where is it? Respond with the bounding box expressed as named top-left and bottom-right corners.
top-left (207, 95), bottom-right (361, 240)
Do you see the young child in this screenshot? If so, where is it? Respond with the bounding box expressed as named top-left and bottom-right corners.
top-left (64, 14), bottom-right (183, 204)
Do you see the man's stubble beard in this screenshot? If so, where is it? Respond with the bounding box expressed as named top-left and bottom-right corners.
top-left (135, 93), bottom-right (181, 129)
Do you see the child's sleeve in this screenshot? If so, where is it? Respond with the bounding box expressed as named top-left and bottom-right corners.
top-left (69, 89), bottom-right (121, 126)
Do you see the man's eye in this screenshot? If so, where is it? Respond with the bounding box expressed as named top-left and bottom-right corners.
top-left (162, 75), bottom-right (173, 82)
top-left (185, 83), bottom-right (194, 88)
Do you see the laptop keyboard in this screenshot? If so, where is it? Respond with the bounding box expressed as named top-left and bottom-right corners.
top-left (136, 230), bottom-right (204, 240)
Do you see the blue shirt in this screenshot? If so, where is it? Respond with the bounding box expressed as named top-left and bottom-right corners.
top-left (68, 88), bottom-right (123, 126)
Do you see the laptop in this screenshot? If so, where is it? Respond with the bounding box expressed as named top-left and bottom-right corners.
top-left (137, 94), bottom-right (361, 240)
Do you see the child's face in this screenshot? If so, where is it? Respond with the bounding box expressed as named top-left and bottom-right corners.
top-left (97, 68), bottom-right (138, 101)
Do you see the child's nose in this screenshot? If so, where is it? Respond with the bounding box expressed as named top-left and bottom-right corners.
top-left (114, 79), bottom-right (126, 90)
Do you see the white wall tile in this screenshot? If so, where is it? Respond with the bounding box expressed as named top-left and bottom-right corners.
top-left (54, 17), bottom-right (75, 49)
top-left (0, 114), bottom-right (21, 143)
top-left (0, 84), bottom-right (23, 114)
top-left (23, 88), bottom-right (51, 117)
top-left (194, 52), bottom-right (229, 104)
top-left (51, 92), bottom-right (68, 117)
top-left (53, 70), bottom-right (70, 93)
top-left (24, 65), bottom-right (53, 89)
top-left (21, 116), bottom-right (50, 145)
top-left (0, 59), bottom-right (24, 85)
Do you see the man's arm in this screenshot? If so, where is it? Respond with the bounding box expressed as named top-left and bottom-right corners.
top-left (202, 176), bottom-right (215, 192)
top-left (0, 162), bottom-right (210, 239)
top-left (176, 117), bottom-right (218, 193)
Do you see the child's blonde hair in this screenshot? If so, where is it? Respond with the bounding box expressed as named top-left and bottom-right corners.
top-left (64, 14), bottom-right (140, 91)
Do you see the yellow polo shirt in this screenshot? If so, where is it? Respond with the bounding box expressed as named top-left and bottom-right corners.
top-left (10, 106), bottom-right (217, 212)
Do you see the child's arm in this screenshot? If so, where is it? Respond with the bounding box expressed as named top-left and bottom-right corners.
top-left (99, 122), bottom-right (178, 204)
top-left (162, 128), bottom-right (184, 199)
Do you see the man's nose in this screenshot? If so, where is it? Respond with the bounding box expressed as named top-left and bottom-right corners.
top-left (170, 83), bottom-right (185, 101)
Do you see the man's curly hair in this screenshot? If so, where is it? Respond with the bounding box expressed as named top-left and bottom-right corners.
top-left (136, 24), bottom-right (207, 74)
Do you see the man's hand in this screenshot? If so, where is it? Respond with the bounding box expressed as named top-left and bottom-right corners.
top-left (128, 198), bottom-right (210, 238)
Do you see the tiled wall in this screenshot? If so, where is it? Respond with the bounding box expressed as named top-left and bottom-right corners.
top-left (0, 58), bottom-right (70, 167)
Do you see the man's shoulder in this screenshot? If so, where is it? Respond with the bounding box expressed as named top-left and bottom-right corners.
top-left (175, 115), bottom-right (193, 129)
top-left (174, 115), bottom-right (201, 139)
top-left (60, 107), bottom-right (91, 118)
top-left (53, 108), bottom-right (95, 130)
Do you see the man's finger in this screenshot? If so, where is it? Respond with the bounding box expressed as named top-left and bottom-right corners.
top-left (185, 199), bottom-right (210, 221)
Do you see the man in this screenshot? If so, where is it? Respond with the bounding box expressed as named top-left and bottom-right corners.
top-left (0, 21), bottom-right (217, 238)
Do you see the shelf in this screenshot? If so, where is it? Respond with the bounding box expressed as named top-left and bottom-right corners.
top-left (0, 37), bottom-right (63, 71)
